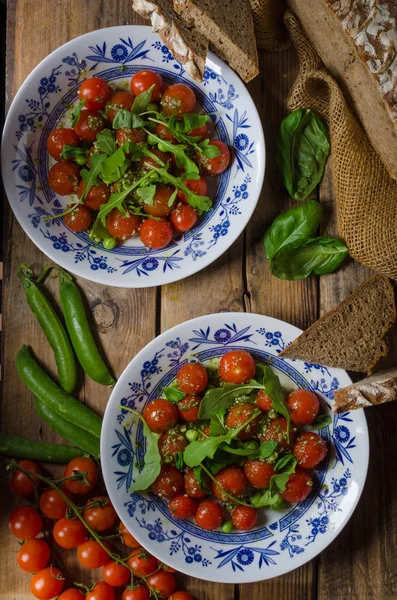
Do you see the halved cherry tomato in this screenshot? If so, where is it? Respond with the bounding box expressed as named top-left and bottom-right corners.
top-left (139, 218), bottom-right (173, 249)
top-left (142, 398), bottom-right (179, 433)
top-left (127, 548), bottom-right (158, 576)
top-left (116, 127), bottom-right (147, 147)
top-left (30, 567), bottom-right (64, 600)
top-left (17, 539), bottom-right (50, 573)
top-left (9, 459), bottom-right (41, 496)
top-left (161, 83), bottom-right (196, 116)
top-left (143, 185), bottom-right (176, 217)
top-left (293, 432), bottom-right (328, 469)
top-left (77, 179), bottom-right (110, 210)
top-left (47, 127), bottom-right (80, 161)
top-left (86, 582), bottom-right (116, 600)
top-left (177, 176), bottom-right (208, 204)
top-left (262, 417), bottom-right (296, 451)
top-left (130, 69), bottom-right (164, 101)
top-left (244, 459), bottom-right (275, 489)
top-left (147, 570), bottom-right (176, 597)
top-left (281, 468), bottom-right (313, 503)
top-left (77, 540), bottom-right (110, 569)
top-left (78, 77), bottom-right (111, 110)
top-left (225, 402), bottom-right (260, 440)
top-left (219, 350), bottom-right (255, 384)
top-left (39, 487), bottom-right (75, 520)
top-left (195, 499), bottom-right (223, 530)
top-left (287, 389), bottom-right (320, 425)
top-left (178, 394), bottom-right (201, 422)
top-left (8, 506), bottom-right (43, 540)
top-left (58, 590), bottom-right (85, 600)
top-left (151, 464), bottom-right (184, 499)
top-left (48, 160), bottom-right (80, 195)
top-left (212, 466), bottom-right (247, 502)
top-left (106, 91), bottom-right (135, 122)
top-left (170, 205), bottom-right (198, 232)
top-left (231, 505), bottom-right (258, 531)
top-left (63, 456), bottom-right (98, 495)
top-left (64, 204), bottom-right (92, 232)
top-left (106, 208), bottom-right (141, 241)
top-left (256, 389), bottom-right (273, 412)
top-left (74, 110), bottom-right (107, 142)
top-left (83, 496), bottom-right (117, 532)
top-left (159, 431), bottom-right (188, 463)
top-left (119, 521), bottom-right (140, 548)
top-left (53, 517), bottom-right (88, 549)
top-left (103, 560), bottom-right (131, 587)
top-left (169, 494), bottom-right (197, 519)
top-left (176, 363), bottom-right (208, 394)
top-left (197, 140), bottom-right (230, 175)
top-left (184, 468), bottom-right (207, 499)
top-left (122, 587), bottom-right (150, 600)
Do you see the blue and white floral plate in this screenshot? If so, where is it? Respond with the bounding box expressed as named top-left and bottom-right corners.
top-left (1, 26), bottom-right (265, 287)
top-left (101, 313), bottom-right (369, 583)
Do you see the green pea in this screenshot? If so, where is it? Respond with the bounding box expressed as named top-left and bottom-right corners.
top-left (74, 154), bottom-right (87, 165)
top-left (103, 237), bottom-right (117, 250)
top-left (185, 429), bottom-right (198, 443)
top-left (221, 520), bottom-right (233, 533)
top-left (244, 440), bottom-right (259, 451)
top-left (147, 102), bottom-right (159, 112)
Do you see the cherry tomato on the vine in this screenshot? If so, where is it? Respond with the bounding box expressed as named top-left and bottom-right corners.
top-left (64, 456), bottom-right (98, 495)
top-left (39, 487), bottom-right (75, 520)
top-left (287, 389), bottom-right (320, 425)
top-left (47, 127), bottom-right (80, 161)
top-left (170, 204), bottom-right (198, 232)
top-left (161, 83), bottom-right (196, 116)
top-left (17, 539), bottom-right (50, 573)
top-left (77, 540), bottom-right (110, 569)
top-left (130, 69), bottom-right (163, 101)
top-left (127, 548), bottom-right (158, 576)
top-left (73, 110), bottom-right (107, 142)
top-left (30, 567), bottom-right (64, 600)
top-left (86, 582), bottom-right (116, 600)
top-left (119, 521), bottom-right (140, 548)
top-left (78, 77), bottom-right (111, 110)
top-left (169, 593), bottom-right (194, 600)
top-left (176, 362), bottom-right (208, 394)
top-left (64, 204), bottom-right (92, 233)
top-left (53, 517), bottom-right (88, 549)
top-left (8, 506), bottom-right (43, 540)
top-left (219, 350), bottom-right (255, 384)
top-left (122, 587), bottom-right (150, 600)
top-left (58, 591), bottom-right (85, 600)
top-left (83, 496), bottom-right (117, 532)
top-left (197, 140), bottom-right (230, 175)
top-left (9, 459), bottom-right (41, 496)
top-left (147, 569), bottom-right (176, 597)
top-left (103, 560), bottom-right (131, 587)
top-left (142, 398), bottom-right (179, 433)
top-left (139, 218), bottom-right (173, 250)
top-left (48, 160), bottom-right (80, 196)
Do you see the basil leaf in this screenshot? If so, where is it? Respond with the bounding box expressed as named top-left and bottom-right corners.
top-left (264, 199), bottom-right (322, 261)
top-left (125, 409), bottom-right (161, 492)
top-left (60, 145), bottom-right (87, 160)
top-left (113, 109), bottom-right (146, 130)
top-left (94, 129), bottom-right (117, 155)
top-left (146, 164), bottom-right (212, 212)
top-left (311, 414), bottom-right (332, 430)
top-left (132, 84), bottom-right (155, 114)
top-left (162, 387), bottom-right (186, 403)
top-left (175, 452), bottom-right (185, 471)
top-left (98, 170), bottom-right (154, 221)
top-left (270, 237), bottom-right (348, 280)
top-left (100, 148), bottom-right (129, 184)
top-left (70, 99), bottom-right (85, 127)
top-left (80, 153), bottom-right (107, 202)
top-left (262, 366), bottom-right (291, 439)
top-left (210, 409), bottom-right (227, 436)
top-left (274, 453), bottom-right (297, 473)
top-left (198, 383), bottom-right (263, 420)
top-left (198, 138), bottom-right (221, 158)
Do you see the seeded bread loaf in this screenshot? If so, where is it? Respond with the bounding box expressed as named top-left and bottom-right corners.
top-left (132, 0), bottom-right (208, 81)
top-left (287, 0), bottom-right (397, 179)
top-left (333, 368), bottom-right (397, 413)
top-left (280, 275), bottom-right (396, 374)
top-left (174, 0), bottom-right (259, 82)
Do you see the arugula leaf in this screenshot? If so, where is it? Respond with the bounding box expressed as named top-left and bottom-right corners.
top-left (123, 408), bottom-right (161, 493)
top-left (168, 188), bottom-right (178, 207)
top-left (113, 109), bottom-right (146, 130)
top-left (100, 148), bottom-right (130, 184)
top-left (97, 170), bottom-right (154, 221)
top-left (219, 440), bottom-right (278, 460)
top-left (311, 414), bottom-right (332, 430)
top-left (147, 164), bottom-right (212, 212)
top-left (138, 185), bottom-right (157, 206)
top-left (251, 472), bottom-right (290, 508)
top-left (173, 113), bottom-right (210, 133)
top-left (193, 465), bottom-right (211, 493)
top-left (70, 99), bottom-right (85, 127)
top-left (89, 218), bottom-right (116, 246)
top-left (80, 153), bottom-right (107, 202)
top-left (210, 409), bottom-right (227, 436)
top-left (162, 387), bottom-right (186, 403)
top-left (132, 84), bottom-right (155, 114)
top-left (261, 366), bottom-right (291, 440)
top-left (94, 129), bottom-right (117, 155)
top-left (198, 138), bottom-right (221, 158)
top-left (274, 453), bottom-right (297, 473)
top-left (198, 382), bottom-right (264, 420)
top-left (205, 449), bottom-right (239, 474)
top-left (175, 452), bottom-right (185, 471)
top-left (145, 130), bottom-right (199, 175)
top-left (60, 145), bottom-right (87, 160)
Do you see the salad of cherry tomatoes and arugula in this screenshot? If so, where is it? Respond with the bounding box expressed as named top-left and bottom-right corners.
top-left (46, 70), bottom-right (231, 250)
top-left (125, 350), bottom-right (331, 533)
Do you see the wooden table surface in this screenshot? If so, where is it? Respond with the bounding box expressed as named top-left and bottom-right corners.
top-left (2, 1), bottom-right (397, 598)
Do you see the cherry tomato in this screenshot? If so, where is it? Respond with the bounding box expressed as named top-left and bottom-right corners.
top-left (169, 593), bottom-right (194, 600)
top-left (256, 390), bottom-right (273, 412)
top-left (64, 456), bottom-right (99, 495)
top-left (106, 208), bottom-right (141, 241)
top-left (219, 350), bottom-right (255, 384)
top-left (8, 506), bottom-right (42, 540)
top-left (78, 77), bottom-right (111, 110)
top-left (170, 205), bottom-right (198, 232)
top-left (143, 185), bottom-right (177, 217)
top-left (212, 466), bottom-right (247, 502)
top-left (119, 521), bottom-right (141, 548)
top-left (83, 496), bottom-right (117, 532)
top-left (139, 148), bottom-right (170, 170)
top-left (287, 389), bottom-right (320, 425)
top-left (293, 432), bottom-right (328, 469)
top-left (74, 110), bottom-right (107, 142)
top-left (147, 570), bottom-right (176, 597)
top-left (9, 459), bottom-right (41, 496)
top-left (77, 179), bottom-right (110, 210)
top-left (225, 402), bottom-right (260, 440)
top-left (116, 126), bottom-right (147, 147)
top-left (176, 363), bottom-right (208, 394)
top-left (39, 487), bottom-right (75, 520)
top-left (47, 127), bottom-right (80, 161)
top-left (131, 69), bottom-right (163, 100)
top-left (103, 560), bottom-right (131, 587)
top-left (197, 140), bottom-right (230, 175)
top-left (162, 564), bottom-right (177, 573)
top-left (122, 586), bottom-right (150, 600)
top-left (128, 548), bottom-right (158, 576)
top-left (143, 398), bottom-right (179, 433)
top-left (244, 459), bottom-right (275, 489)
top-left (189, 123), bottom-right (209, 140)
top-left (178, 394), bottom-right (201, 422)
top-left (30, 567), bottom-right (64, 600)
top-left (195, 499), bottom-right (223, 531)
top-left (177, 176), bottom-right (208, 204)
top-left (48, 160), bottom-right (80, 195)
top-left (64, 204), bottom-right (92, 232)
top-left (77, 540), bottom-right (110, 569)
top-left (263, 417), bottom-right (296, 451)
top-left (139, 218), bottom-right (173, 249)
top-left (151, 464), bottom-right (184, 499)
top-left (184, 468), bottom-right (207, 499)
top-left (106, 91), bottom-right (135, 122)
top-left (17, 539), bottom-right (50, 573)
top-left (161, 83), bottom-right (196, 116)
top-left (86, 582), bottom-right (116, 600)
top-left (87, 145), bottom-right (105, 168)
top-left (155, 122), bottom-right (177, 142)
top-left (159, 431), bottom-right (188, 463)
top-left (281, 468), bottom-right (313, 503)
top-left (231, 505), bottom-right (258, 531)
top-left (169, 494), bottom-right (197, 519)
top-left (58, 591), bottom-right (85, 600)
top-left (53, 517), bottom-right (88, 549)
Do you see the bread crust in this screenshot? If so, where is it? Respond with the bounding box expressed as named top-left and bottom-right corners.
top-left (333, 369), bottom-right (397, 413)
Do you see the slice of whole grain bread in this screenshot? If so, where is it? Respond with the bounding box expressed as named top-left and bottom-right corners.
top-left (279, 275), bottom-right (396, 374)
top-left (174, 0), bottom-right (259, 82)
top-left (132, 0), bottom-right (208, 81)
top-left (333, 368), bottom-right (397, 413)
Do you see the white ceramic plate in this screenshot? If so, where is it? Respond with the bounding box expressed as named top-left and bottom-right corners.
top-left (101, 312), bottom-right (368, 583)
top-left (1, 26), bottom-right (265, 287)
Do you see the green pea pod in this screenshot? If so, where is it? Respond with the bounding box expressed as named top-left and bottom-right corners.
top-left (18, 265), bottom-right (77, 393)
top-left (0, 432), bottom-right (82, 463)
top-left (16, 345), bottom-right (102, 440)
top-left (58, 268), bottom-right (115, 386)
top-left (34, 397), bottom-right (100, 458)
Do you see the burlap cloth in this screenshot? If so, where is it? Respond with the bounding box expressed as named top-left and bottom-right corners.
top-left (250, 2), bottom-right (397, 280)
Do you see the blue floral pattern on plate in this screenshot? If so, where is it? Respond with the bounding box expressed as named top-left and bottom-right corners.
top-left (101, 313), bottom-right (369, 583)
